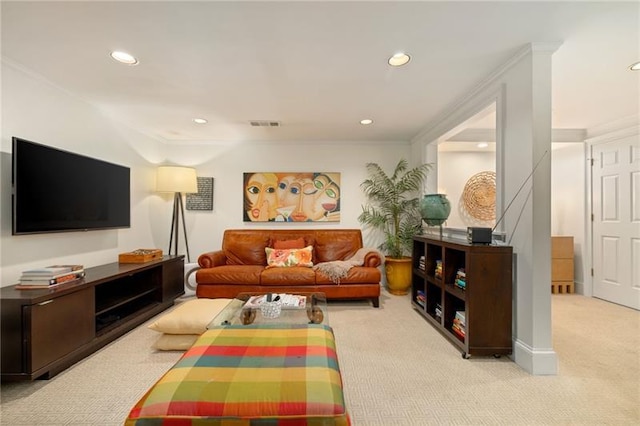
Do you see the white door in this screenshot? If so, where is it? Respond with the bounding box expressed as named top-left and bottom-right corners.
top-left (592, 135), bottom-right (640, 310)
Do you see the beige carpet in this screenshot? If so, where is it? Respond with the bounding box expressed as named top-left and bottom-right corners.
top-left (1, 291), bottom-right (638, 425)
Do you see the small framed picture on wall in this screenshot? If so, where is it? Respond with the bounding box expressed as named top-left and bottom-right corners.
top-left (186, 177), bottom-right (214, 211)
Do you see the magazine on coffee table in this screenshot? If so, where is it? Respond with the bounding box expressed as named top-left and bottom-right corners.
top-left (244, 294), bottom-right (306, 309)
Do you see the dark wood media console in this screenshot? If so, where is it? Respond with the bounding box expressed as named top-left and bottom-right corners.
top-left (412, 236), bottom-right (513, 358)
top-left (1, 255), bottom-right (184, 381)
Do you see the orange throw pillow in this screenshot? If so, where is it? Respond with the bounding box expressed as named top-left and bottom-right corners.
top-left (273, 238), bottom-right (306, 249)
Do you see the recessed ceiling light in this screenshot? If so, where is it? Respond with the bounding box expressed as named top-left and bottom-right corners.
top-left (193, 118), bottom-right (208, 124)
top-left (388, 52), bottom-right (411, 67)
top-left (360, 119), bottom-right (373, 125)
top-left (110, 51), bottom-right (139, 65)
top-left (477, 142), bottom-right (489, 148)
top-left (629, 61), bottom-right (640, 71)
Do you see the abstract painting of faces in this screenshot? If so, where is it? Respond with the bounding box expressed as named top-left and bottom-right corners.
top-left (243, 172), bottom-right (341, 222)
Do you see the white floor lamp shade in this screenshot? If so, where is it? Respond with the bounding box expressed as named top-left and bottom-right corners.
top-left (156, 166), bottom-right (198, 262)
top-left (156, 166), bottom-right (198, 193)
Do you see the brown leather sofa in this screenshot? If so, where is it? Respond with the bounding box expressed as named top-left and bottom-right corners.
top-left (196, 229), bottom-right (382, 307)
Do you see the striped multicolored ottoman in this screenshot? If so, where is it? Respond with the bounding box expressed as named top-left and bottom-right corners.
top-left (125, 324), bottom-right (350, 425)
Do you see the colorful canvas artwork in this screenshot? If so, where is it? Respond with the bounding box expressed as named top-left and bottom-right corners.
top-left (243, 172), bottom-right (341, 222)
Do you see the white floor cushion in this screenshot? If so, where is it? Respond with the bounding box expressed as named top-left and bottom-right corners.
top-left (148, 298), bottom-right (232, 335)
top-left (152, 334), bottom-right (200, 351)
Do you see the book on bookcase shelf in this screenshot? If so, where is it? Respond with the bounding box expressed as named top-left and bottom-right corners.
top-left (434, 260), bottom-right (443, 279)
top-left (452, 324), bottom-right (466, 340)
top-left (452, 309), bottom-right (467, 339)
top-left (435, 303), bottom-right (442, 320)
top-left (453, 318), bottom-right (466, 335)
top-left (454, 268), bottom-right (466, 290)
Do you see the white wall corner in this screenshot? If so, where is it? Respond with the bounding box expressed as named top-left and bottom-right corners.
top-left (513, 339), bottom-right (558, 375)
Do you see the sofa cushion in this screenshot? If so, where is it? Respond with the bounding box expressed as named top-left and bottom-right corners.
top-left (265, 246), bottom-right (313, 268)
top-left (224, 233), bottom-right (270, 265)
top-left (272, 237), bottom-right (306, 249)
top-left (316, 265), bottom-right (382, 285)
top-left (261, 266), bottom-right (317, 285)
top-left (197, 265), bottom-right (264, 285)
top-left (314, 230), bottom-right (361, 263)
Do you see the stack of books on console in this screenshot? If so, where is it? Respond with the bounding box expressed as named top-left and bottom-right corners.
top-left (454, 268), bottom-right (466, 291)
top-left (415, 290), bottom-right (426, 308)
top-left (16, 265), bottom-right (85, 289)
top-left (452, 310), bottom-right (466, 340)
top-left (418, 256), bottom-right (425, 271)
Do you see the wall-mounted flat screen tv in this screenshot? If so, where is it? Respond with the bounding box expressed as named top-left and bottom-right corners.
top-left (12, 137), bottom-right (131, 235)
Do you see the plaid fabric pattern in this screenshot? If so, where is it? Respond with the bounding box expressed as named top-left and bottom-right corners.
top-left (125, 324), bottom-right (350, 426)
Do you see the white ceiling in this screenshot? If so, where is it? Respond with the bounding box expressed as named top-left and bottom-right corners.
top-left (2, 1), bottom-right (638, 145)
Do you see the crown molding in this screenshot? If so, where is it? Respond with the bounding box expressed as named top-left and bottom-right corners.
top-left (586, 122), bottom-right (640, 145)
top-left (447, 128), bottom-right (586, 143)
top-left (551, 129), bottom-right (587, 142)
top-left (586, 115), bottom-right (640, 141)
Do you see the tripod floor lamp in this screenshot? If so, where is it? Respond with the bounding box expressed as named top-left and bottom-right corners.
top-left (156, 166), bottom-right (198, 262)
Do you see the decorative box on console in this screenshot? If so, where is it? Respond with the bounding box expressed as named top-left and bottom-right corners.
top-left (119, 249), bottom-right (163, 263)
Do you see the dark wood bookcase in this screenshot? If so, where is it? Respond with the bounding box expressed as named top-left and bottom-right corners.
top-left (1, 255), bottom-right (184, 381)
top-left (412, 236), bottom-right (513, 358)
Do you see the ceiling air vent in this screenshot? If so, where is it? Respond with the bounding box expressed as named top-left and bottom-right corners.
top-left (249, 120), bottom-right (281, 127)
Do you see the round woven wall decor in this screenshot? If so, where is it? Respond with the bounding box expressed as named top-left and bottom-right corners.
top-left (462, 171), bottom-right (496, 221)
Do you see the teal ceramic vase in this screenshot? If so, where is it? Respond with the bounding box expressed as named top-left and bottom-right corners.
top-left (420, 194), bottom-right (452, 226)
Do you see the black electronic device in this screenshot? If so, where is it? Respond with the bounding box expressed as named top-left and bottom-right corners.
top-left (12, 137), bottom-right (131, 235)
top-left (467, 227), bottom-right (493, 244)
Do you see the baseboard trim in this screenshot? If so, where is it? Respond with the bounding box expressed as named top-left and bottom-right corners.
top-left (513, 339), bottom-right (558, 375)
top-left (574, 280), bottom-right (588, 297)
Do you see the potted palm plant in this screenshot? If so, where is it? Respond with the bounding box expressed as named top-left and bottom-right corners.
top-left (358, 159), bottom-right (431, 295)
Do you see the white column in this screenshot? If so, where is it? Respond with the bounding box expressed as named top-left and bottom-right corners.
top-left (507, 43), bottom-right (559, 375)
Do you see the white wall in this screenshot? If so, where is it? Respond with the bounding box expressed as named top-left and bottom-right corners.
top-left (1, 62), bottom-right (164, 286)
top-left (155, 141), bottom-right (411, 263)
top-left (551, 144), bottom-right (586, 292)
top-left (437, 146), bottom-right (587, 292)
top-left (0, 62), bottom-right (411, 286)
top-left (437, 151), bottom-right (495, 229)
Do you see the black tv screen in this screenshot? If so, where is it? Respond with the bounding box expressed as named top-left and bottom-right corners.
top-left (12, 137), bottom-right (131, 235)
